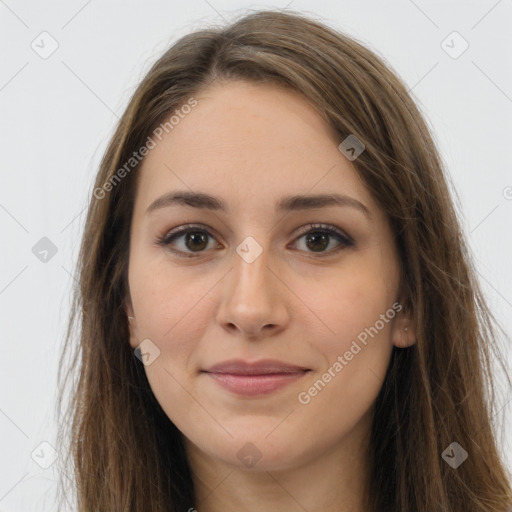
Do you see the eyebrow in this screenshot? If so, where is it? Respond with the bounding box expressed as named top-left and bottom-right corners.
top-left (145, 191), bottom-right (371, 219)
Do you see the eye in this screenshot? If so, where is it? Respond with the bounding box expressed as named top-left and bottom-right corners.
top-left (155, 224), bottom-right (220, 258)
top-left (156, 223), bottom-right (354, 258)
top-left (291, 223), bottom-right (354, 256)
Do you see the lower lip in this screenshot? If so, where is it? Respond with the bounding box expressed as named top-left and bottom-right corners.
top-left (204, 371), bottom-right (309, 396)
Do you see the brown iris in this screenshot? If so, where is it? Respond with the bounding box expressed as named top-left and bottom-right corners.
top-left (185, 231), bottom-right (209, 251)
top-left (305, 232), bottom-right (329, 252)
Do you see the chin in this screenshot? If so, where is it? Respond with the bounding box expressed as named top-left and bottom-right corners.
top-left (201, 429), bottom-right (309, 471)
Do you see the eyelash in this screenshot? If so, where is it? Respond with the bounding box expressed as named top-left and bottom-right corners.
top-left (155, 223), bottom-right (354, 259)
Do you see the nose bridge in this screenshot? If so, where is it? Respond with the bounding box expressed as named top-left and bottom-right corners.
top-left (230, 229), bottom-right (274, 294)
top-left (216, 239), bottom-right (288, 336)
top-left (230, 243), bottom-right (274, 309)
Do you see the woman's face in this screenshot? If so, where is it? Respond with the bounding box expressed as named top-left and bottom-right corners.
top-left (127, 80), bottom-right (414, 472)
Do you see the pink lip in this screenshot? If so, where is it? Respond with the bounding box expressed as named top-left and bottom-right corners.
top-left (204, 372), bottom-right (309, 396)
top-left (201, 359), bottom-right (310, 396)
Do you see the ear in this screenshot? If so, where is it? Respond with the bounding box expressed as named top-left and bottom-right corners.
top-left (125, 299), bottom-right (140, 350)
top-left (390, 306), bottom-right (416, 349)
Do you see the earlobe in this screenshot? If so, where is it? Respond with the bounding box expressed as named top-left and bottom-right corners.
top-left (125, 301), bottom-right (139, 349)
top-left (392, 314), bottom-right (416, 348)
top-left (127, 318), bottom-right (140, 350)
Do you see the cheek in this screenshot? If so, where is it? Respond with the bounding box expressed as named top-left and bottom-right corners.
top-left (130, 258), bottom-right (218, 340)
top-left (294, 274), bottom-right (395, 431)
top-left (296, 262), bottom-right (397, 351)
top-left (292, 260), bottom-right (397, 410)
top-left (130, 266), bottom-right (219, 432)
top-left (128, 271), bottom-right (216, 413)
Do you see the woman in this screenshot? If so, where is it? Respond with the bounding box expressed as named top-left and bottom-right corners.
top-left (56, 9), bottom-right (512, 512)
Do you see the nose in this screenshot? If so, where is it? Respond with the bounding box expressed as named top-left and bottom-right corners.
top-left (215, 247), bottom-right (290, 339)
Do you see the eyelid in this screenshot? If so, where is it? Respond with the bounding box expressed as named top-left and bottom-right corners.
top-left (292, 223), bottom-right (353, 244)
top-left (160, 223), bottom-right (218, 242)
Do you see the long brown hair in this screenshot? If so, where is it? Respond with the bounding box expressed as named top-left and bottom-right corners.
top-left (56, 9), bottom-right (512, 511)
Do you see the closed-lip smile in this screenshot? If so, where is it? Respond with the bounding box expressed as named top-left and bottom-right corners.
top-left (201, 359), bottom-right (311, 396)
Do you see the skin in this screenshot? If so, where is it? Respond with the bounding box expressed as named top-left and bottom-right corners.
top-left (126, 80), bottom-right (416, 512)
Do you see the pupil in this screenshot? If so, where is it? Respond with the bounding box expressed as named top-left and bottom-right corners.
top-left (306, 232), bottom-right (329, 251)
top-left (186, 232), bottom-right (208, 251)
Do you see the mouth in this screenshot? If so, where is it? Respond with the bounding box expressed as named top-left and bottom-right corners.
top-left (201, 358), bottom-right (311, 396)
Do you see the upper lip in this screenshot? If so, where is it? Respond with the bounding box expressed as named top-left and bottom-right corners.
top-left (202, 359), bottom-right (310, 375)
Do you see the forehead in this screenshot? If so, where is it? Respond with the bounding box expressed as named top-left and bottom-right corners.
top-left (134, 80), bottom-right (377, 216)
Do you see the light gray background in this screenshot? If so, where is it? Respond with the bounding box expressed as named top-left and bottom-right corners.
top-left (1, 1), bottom-right (511, 510)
